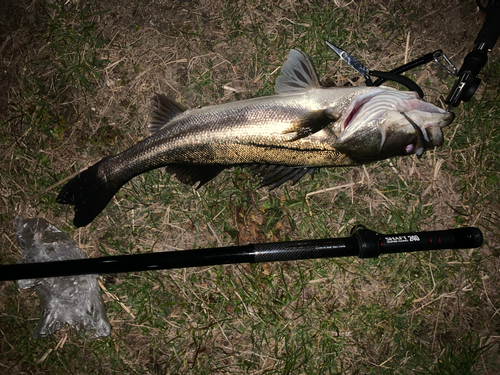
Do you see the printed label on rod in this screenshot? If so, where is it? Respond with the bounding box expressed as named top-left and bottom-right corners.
top-left (385, 235), bottom-right (421, 244)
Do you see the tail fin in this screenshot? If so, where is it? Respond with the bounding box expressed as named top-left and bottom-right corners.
top-left (57, 158), bottom-right (126, 227)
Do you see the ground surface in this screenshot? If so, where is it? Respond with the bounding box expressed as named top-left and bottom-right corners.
top-left (1, 0), bottom-right (499, 374)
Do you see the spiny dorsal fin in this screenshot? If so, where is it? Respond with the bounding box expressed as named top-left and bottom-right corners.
top-left (275, 49), bottom-right (321, 94)
top-left (148, 94), bottom-right (187, 134)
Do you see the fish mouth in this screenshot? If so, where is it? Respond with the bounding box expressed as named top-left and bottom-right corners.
top-left (403, 110), bottom-right (455, 148)
top-left (334, 88), bottom-right (455, 161)
top-left (400, 111), bottom-right (427, 158)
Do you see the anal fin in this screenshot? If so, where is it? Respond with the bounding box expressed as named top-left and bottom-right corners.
top-left (166, 164), bottom-right (316, 190)
top-left (166, 165), bottom-right (227, 188)
top-left (249, 165), bottom-right (317, 189)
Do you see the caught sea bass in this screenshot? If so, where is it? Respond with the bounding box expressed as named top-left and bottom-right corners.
top-left (57, 49), bottom-right (454, 227)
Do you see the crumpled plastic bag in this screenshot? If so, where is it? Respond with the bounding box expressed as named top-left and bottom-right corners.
top-left (15, 218), bottom-right (110, 339)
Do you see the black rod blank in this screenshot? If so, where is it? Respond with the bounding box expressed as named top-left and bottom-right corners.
top-left (0, 227), bottom-right (483, 281)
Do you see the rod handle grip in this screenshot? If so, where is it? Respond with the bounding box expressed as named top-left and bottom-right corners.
top-left (379, 227), bottom-right (483, 255)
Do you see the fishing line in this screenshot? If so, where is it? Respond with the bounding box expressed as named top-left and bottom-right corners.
top-left (400, 112), bottom-right (426, 159)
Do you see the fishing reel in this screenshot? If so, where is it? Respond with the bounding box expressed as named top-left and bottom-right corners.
top-left (446, 0), bottom-right (500, 109)
top-left (328, 0), bottom-right (500, 111)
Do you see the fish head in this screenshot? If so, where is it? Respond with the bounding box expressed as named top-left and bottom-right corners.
top-left (333, 88), bottom-right (455, 162)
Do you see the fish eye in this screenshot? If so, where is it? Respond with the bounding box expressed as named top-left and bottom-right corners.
top-left (405, 144), bottom-right (415, 154)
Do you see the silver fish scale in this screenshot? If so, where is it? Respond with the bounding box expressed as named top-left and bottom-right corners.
top-left (107, 90), bottom-right (378, 180)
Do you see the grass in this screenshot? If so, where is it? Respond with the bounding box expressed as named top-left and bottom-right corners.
top-left (1, 0), bottom-right (499, 374)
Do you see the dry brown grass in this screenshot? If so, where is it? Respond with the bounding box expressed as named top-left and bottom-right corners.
top-left (1, 0), bottom-right (499, 374)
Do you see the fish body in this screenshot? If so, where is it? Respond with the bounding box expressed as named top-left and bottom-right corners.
top-left (57, 49), bottom-right (454, 227)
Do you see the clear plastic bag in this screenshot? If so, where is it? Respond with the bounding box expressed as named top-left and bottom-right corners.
top-left (16, 218), bottom-right (110, 339)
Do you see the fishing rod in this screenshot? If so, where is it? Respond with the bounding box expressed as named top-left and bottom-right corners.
top-left (1, 226), bottom-right (483, 282)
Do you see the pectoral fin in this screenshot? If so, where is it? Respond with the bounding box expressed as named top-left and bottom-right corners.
top-left (283, 108), bottom-right (340, 141)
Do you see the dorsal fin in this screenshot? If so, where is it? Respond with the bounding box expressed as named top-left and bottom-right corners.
top-left (148, 94), bottom-right (187, 134)
top-left (275, 49), bottom-right (321, 94)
